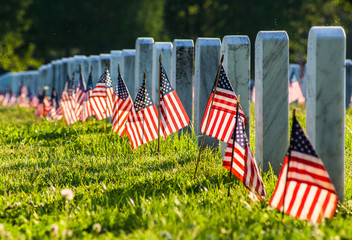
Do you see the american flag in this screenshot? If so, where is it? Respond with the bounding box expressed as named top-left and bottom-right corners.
top-left (43, 96), bottom-right (57, 119)
top-left (18, 85), bottom-right (29, 108)
top-left (223, 117), bottom-right (266, 199)
top-left (60, 76), bottom-right (78, 125)
top-left (289, 73), bottom-right (304, 104)
top-left (200, 65), bottom-right (246, 143)
top-left (2, 90), bottom-right (11, 107)
top-left (126, 79), bottom-right (159, 149)
top-left (270, 114), bottom-right (337, 224)
top-left (112, 72), bottom-right (133, 136)
top-left (81, 69), bottom-right (94, 122)
top-left (159, 63), bottom-right (189, 137)
top-left (35, 90), bottom-right (45, 118)
top-left (90, 67), bottom-right (114, 120)
top-left (29, 89), bottom-right (39, 108)
top-left (9, 93), bottom-right (17, 106)
top-left (75, 68), bottom-right (86, 120)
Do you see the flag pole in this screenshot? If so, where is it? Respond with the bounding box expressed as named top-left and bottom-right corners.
top-left (142, 72), bottom-right (146, 153)
top-left (104, 62), bottom-right (109, 166)
top-left (157, 54), bottom-right (162, 154)
top-left (194, 54), bottom-right (224, 178)
top-left (228, 95), bottom-right (240, 197)
top-left (282, 109), bottom-right (295, 220)
top-left (117, 63), bottom-right (121, 137)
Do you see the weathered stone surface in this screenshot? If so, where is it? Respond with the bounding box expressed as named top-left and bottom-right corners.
top-left (221, 35), bottom-right (250, 137)
top-left (194, 38), bottom-right (221, 147)
top-left (89, 55), bottom-right (101, 86)
top-left (135, 38), bottom-right (154, 97)
top-left (152, 42), bottom-right (173, 103)
top-left (255, 31), bottom-right (289, 174)
top-left (171, 39), bottom-right (194, 125)
top-left (100, 54), bottom-right (111, 75)
top-left (110, 50), bottom-right (122, 89)
top-left (306, 26), bottom-right (346, 201)
top-left (121, 49), bottom-right (136, 98)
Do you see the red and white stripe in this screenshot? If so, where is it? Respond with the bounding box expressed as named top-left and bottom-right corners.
top-left (60, 91), bottom-right (78, 125)
top-left (75, 88), bottom-right (85, 120)
top-left (223, 129), bottom-right (266, 199)
top-left (54, 105), bottom-right (63, 120)
top-left (112, 94), bottom-right (133, 136)
top-left (126, 105), bottom-right (159, 149)
top-left (270, 152), bottom-right (337, 224)
top-left (81, 90), bottom-right (93, 122)
top-left (160, 90), bottom-right (189, 137)
top-left (90, 84), bottom-right (114, 121)
top-left (201, 88), bottom-right (246, 143)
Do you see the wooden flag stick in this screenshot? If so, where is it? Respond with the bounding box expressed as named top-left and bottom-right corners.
top-left (104, 63), bottom-right (109, 166)
top-left (194, 54), bottom-right (224, 178)
top-left (157, 54), bottom-right (162, 154)
top-left (228, 95), bottom-right (240, 197)
top-left (116, 63), bottom-right (121, 136)
top-left (142, 72), bottom-right (146, 153)
top-left (282, 109), bottom-right (295, 220)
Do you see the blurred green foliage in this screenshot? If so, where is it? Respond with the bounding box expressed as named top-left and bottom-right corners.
top-left (1, 0), bottom-right (352, 73)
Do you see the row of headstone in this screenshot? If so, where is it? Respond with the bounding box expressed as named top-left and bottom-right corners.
top-left (0, 27), bottom-right (347, 201)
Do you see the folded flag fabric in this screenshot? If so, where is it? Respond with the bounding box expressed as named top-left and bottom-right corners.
top-left (90, 67), bottom-right (114, 120)
top-left (223, 117), bottom-right (266, 199)
top-left (269, 114), bottom-right (337, 224)
top-left (159, 63), bottom-right (189, 137)
top-left (200, 65), bottom-right (246, 143)
top-left (112, 72), bottom-right (133, 136)
top-left (126, 79), bottom-right (158, 149)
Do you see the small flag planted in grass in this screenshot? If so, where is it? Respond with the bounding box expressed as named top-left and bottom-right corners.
top-left (270, 111), bottom-right (337, 223)
top-left (224, 95), bottom-right (266, 200)
top-left (75, 65), bottom-right (86, 120)
top-left (81, 67), bottom-right (94, 122)
top-left (90, 66), bottom-right (114, 121)
top-left (60, 74), bottom-right (78, 125)
top-left (200, 64), bottom-right (246, 143)
top-left (158, 61), bottom-right (189, 137)
top-left (112, 65), bottom-right (133, 136)
top-left (126, 73), bottom-right (159, 149)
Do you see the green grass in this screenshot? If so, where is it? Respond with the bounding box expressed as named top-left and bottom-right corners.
top-left (0, 105), bottom-right (351, 239)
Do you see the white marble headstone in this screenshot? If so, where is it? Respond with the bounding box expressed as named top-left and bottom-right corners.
top-left (135, 38), bottom-right (154, 97)
top-left (171, 39), bottom-right (194, 126)
top-left (194, 38), bottom-right (221, 147)
top-left (121, 49), bottom-right (136, 99)
top-left (255, 31), bottom-right (289, 174)
top-left (89, 55), bottom-right (101, 86)
top-left (221, 35), bottom-right (250, 137)
top-left (306, 26), bottom-right (346, 201)
top-left (110, 50), bottom-right (122, 89)
top-left (152, 42), bottom-right (173, 103)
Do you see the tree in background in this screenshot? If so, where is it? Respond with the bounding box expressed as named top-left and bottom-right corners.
top-left (1, 0), bottom-right (352, 73)
top-left (0, 0), bottom-right (41, 73)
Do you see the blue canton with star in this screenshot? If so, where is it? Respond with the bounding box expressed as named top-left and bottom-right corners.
top-left (86, 71), bottom-right (93, 92)
top-left (98, 69), bottom-right (113, 88)
top-left (160, 64), bottom-right (175, 97)
top-left (134, 80), bottom-right (154, 112)
top-left (115, 74), bottom-right (129, 101)
top-left (231, 118), bottom-right (246, 149)
top-left (78, 71), bottom-right (86, 92)
top-left (212, 65), bottom-right (234, 93)
top-left (289, 115), bottom-right (318, 158)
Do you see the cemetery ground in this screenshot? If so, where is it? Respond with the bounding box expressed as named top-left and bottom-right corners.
top-left (0, 105), bottom-right (351, 239)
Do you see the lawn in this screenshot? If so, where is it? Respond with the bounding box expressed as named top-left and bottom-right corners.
top-left (0, 104), bottom-right (351, 239)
